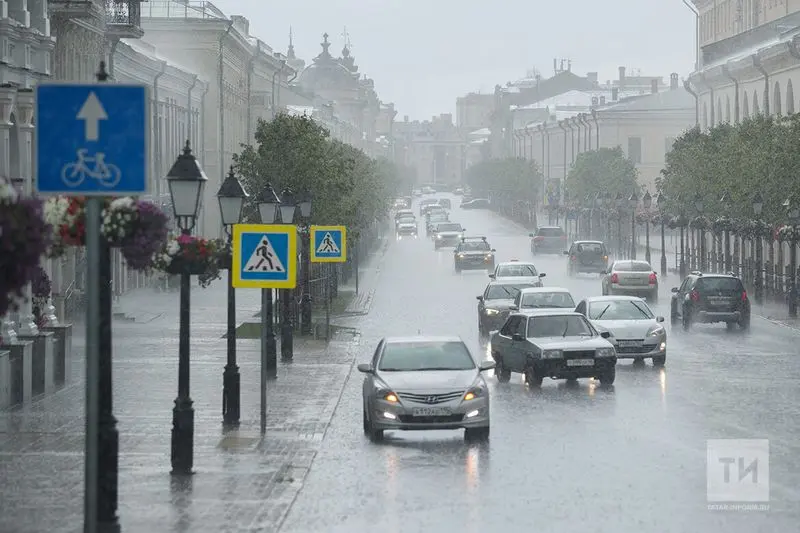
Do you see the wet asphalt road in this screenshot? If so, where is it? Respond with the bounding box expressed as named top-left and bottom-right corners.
top-left (279, 196), bottom-right (800, 533)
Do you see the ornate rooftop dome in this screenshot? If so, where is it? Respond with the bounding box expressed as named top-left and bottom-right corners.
top-left (297, 33), bottom-right (358, 91)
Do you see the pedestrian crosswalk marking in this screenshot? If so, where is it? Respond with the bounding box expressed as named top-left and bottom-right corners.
top-left (316, 232), bottom-right (341, 254)
top-left (244, 235), bottom-right (285, 273)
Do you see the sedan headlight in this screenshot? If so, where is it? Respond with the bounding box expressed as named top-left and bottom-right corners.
top-left (484, 308), bottom-right (500, 316)
top-left (437, 235), bottom-right (443, 239)
top-left (463, 386), bottom-right (485, 401)
top-left (646, 325), bottom-right (665, 337)
top-left (541, 349), bottom-right (563, 359)
top-left (596, 347), bottom-right (616, 358)
top-left (377, 390), bottom-right (399, 403)
top-left (458, 253), bottom-right (465, 258)
top-left (484, 254), bottom-right (493, 259)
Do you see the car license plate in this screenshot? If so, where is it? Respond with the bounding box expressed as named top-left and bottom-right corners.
top-left (618, 340), bottom-right (641, 347)
top-left (566, 359), bottom-right (594, 367)
top-left (709, 298), bottom-right (726, 306)
top-left (412, 407), bottom-right (452, 416)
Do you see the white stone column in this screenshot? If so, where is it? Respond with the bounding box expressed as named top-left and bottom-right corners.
top-left (8, 0), bottom-right (30, 27)
top-left (0, 86), bottom-right (18, 338)
top-left (14, 89), bottom-right (37, 336)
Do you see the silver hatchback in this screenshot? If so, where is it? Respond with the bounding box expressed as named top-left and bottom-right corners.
top-left (359, 336), bottom-right (494, 442)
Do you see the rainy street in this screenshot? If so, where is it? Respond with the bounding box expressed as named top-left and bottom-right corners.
top-left (278, 196), bottom-right (800, 533)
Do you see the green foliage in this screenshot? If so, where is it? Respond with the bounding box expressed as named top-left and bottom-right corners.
top-left (564, 147), bottom-right (639, 202)
top-left (233, 113), bottom-right (403, 234)
top-left (464, 157), bottom-right (543, 201)
top-left (657, 116), bottom-right (800, 223)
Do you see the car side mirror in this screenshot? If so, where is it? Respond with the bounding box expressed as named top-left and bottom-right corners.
top-left (563, 250), bottom-right (570, 255)
top-left (491, 248), bottom-right (496, 252)
top-left (461, 228), bottom-right (466, 231)
top-left (479, 360), bottom-right (496, 371)
top-left (512, 333), bottom-right (525, 341)
top-left (539, 273), bottom-right (546, 278)
top-left (600, 331), bottom-right (611, 339)
top-left (476, 295), bottom-right (483, 300)
top-left (357, 363), bottom-right (373, 374)
top-left (509, 304), bottom-right (519, 310)
top-left (600, 270), bottom-right (606, 275)
top-left (671, 287), bottom-right (679, 293)
top-left (656, 316), bottom-right (665, 323)
top-left (528, 233), bottom-right (534, 238)
top-left (488, 274), bottom-right (496, 279)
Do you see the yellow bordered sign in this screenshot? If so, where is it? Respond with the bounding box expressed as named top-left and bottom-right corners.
top-left (310, 225), bottom-right (347, 263)
top-left (232, 224), bottom-right (297, 288)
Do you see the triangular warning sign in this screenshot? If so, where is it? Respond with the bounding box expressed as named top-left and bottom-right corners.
top-left (316, 232), bottom-right (340, 254)
top-left (244, 235), bottom-right (286, 272)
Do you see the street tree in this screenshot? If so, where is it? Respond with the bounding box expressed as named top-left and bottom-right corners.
top-left (564, 147), bottom-right (639, 202)
top-left (464, 157), bottom-right (543, 201)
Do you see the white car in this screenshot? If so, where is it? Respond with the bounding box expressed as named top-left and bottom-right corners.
top-left (574, 295), bottom-right (666, 366)
top-left (510, 287), bottom-right (576, 313)
top-left (601, 260), bottom-right (659, 302)
top-left (489, 260), bottom-right (546, 286)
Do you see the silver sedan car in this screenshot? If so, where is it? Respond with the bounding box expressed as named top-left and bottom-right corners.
top-left (359, 336), bottom-right (495, 442)
top-left (601, 260), bottom-right (659, 302)
top-left (575, 296), bottom-right (667, 366)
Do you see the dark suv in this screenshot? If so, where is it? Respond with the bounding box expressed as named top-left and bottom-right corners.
top-left (670, 272), bottom-right (751, 331)
top-left (565, 241), bottom-right (609, 275)
top-left (530, 226), bottom-right (566, 254)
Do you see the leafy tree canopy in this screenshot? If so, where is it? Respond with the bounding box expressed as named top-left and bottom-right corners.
top-left (464, 157), bottom-right (543, 202)
top-left (564, 147), bottom-right (639, 203)
top-left (656, 115), bottom-right (800, 223)
top-left (233, 113), bottom-right (402, 233)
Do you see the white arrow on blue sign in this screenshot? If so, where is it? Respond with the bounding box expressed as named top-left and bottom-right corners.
top-left (34, 83), bottom-right (150, 196)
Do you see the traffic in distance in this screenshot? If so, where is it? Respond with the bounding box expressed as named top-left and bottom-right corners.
top-left (373, 189), bottom-right (754, 443)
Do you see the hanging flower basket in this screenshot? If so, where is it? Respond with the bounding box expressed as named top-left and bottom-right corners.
top-left (650, 212), bottom-right (669, 225)
top-left (152, 234), bottom-right (227, 288)
top-left (667, 215), bottom-right (688, 229)
top-left (690, 215), bottom-right (709, 230)
top-left (776, 225), bottom-right (797, 242)
top-left (44, 196), bottom-right (169, 271)
top-left (711, 216), bottom-right (733, 234)
top-left (0, 179), bottom-right (52, 317)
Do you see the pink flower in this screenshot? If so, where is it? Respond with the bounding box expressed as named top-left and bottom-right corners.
top-left (177, 234), bottom-right (193, 245)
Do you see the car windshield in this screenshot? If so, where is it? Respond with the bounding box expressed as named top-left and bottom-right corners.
top-left (527, 315), bottom-right (593, 337)
top-left (575, 243), bottom-right (604, 254)
top-left (496, 264), bottom-right (538, 277)
top-left (588, 300), bottom-right (654, 320)
top-left (537, 227), bottom-right (563, 237)
top-left (397, 216), bottom-right (415, 223)
top-left (486, 283), bottom-right (535, 300)
top-left (437, 223), bottom-right (462, 232)
top-left (696, 277), bottom-right (743, 292)
top-left (378, 341), bottom-right (476, 371)
top-left (520, 292), bottom-right (575, 308)
top-left (614, 261), bottom-right (652, 272)
top-left (429, 214), bottom-right (448, 221)
top-left (460, 241), bottom-right (490, 251)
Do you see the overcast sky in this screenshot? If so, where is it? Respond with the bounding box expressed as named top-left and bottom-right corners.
top-left (211, 0), bottom-right (696, 120)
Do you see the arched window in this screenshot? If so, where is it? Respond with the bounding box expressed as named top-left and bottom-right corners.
top-left (787, 79), bottom-right (795, 115)
top-left (703, 102), bottom-right (708, 129)
top-left (774, 81), bottom-right (782, 116)
top-left (753, 91), bottom-right (760, 115)
top-left (725, 95), bottom-right (731, 122)
top-left (742, 93), bottom-right (750, 119)
top-left (9, 112), bottom-right (20, 180)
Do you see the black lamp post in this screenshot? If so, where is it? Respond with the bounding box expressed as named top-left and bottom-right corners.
top-left (278, 188), bottom-right (297, 361)
top-left (167, 141), bottom-right (207, 476)
top-left (218, 167), bottom-right (248, 428)
top-left (603, 192), bottom-right (612, 243)
top-left (615, 192), bottom-right (624, 258)
top-left (629, 191), bottom-right (639, 260)
top-left (257, 183), bottom-right (282, 377)
top-left (656, 192), bottom-right (667, 276)
top-left (584, 194), bottom-right (592, 239)
top-left (594, 192), bottom-right (604, 241)
top-left (298, 193), bottom-right (313, 335)
top-left (784, 197), bottom-right (799, 317)
top-left (563, 191), bottom-right (571, 238)
top-left (674, 194), bottom-right (686, 278)
top-left (643, 191), bottom-right (652, 265)
top-left (694, 193), bottom-right (705, 271)
top-left (720, 192), bottom-right (732, 272)
top-left (752, 192), bottom-right (764, 304)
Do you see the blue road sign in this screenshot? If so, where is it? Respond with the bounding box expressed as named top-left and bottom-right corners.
top-left (35, 83), bottom-right (150, 196)
top-left (310, 225), bottom-right (347, 263)
top-left (232, 224), bottom-right (297, 289)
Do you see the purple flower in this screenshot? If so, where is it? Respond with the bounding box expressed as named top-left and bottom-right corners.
top-left (121, 200), bottom-right (169, 271)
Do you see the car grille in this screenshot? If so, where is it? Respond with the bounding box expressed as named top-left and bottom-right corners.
top-left (397, 390), bottom-right (465, 404)
top-left (564, 350), bottom-right (595, 359)
top-left (398, 414), bottom-right (465, 424)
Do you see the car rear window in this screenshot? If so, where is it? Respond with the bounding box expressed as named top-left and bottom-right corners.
top-left (437, 223), bottom-right (462, 232)
top-left (496, 264), bottom-right (538, 277)
top-left (520, 291), bottom-right (575, 308)
top-left (696, 277), bottom-right (743, 292)
top-left (486, 283), bottom-right (536, 299)
top-left (576, 243), bottom-right (604, 254)
top-left (614, 261), bottom-right (652, 272)
top-left (461, 241), bottom-right (490, 251)
top-left (378, 341), bottom-right (475, 371)
top-left (537, 227), bottom-right (564, 237)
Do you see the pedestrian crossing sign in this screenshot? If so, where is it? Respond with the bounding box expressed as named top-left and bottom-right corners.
top-left (232, 224), bottom-right (297, 289)
top-left (310, 225), bottom-right (347, 263)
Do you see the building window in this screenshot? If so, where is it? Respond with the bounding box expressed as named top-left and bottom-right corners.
top-left (665, 137), bottom-right (676, 155)
top-left (627, 137), bottom-right (642, 164)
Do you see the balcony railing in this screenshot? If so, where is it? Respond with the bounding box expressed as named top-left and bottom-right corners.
top-left (48, 0), bottom-right (105, 19)
top-left (105, 0), bottom-right (144, 39)
top-left (143, 1), bottom-right (228, 20)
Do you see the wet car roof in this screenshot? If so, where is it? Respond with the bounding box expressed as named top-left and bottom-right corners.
top-left (489, 277), bottom-right (538, 286)
top-left (584, 295), bottom-right (647, 302)
top-left (518, 287), bottom-right (571, 294)
top-left (383, 335), bottom-right (463, 344)
top-left (511, 309), bottom-right (580, 317)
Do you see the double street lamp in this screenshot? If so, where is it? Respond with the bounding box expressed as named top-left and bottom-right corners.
top-left (615, 192), bottom-right (624, 257)
top-left (279, 188), bottom-right (297, 361)
top-left (656, 192), bottom-right (667, 276)
top-left (167, 141), bottom-right (207, 476)
top-left (694, 193), bottom-right (705, 271)
top-left (752, 192), bottom-right (764, 305)
top-left (784, 197), bottom-right (799, 317)
top-left (257, 183), bottom-right (283, 377)
top-left (720, 192), bottom-right (732, 272)
top-left (297, 194), bottom-right (313, 335)
top-left (217, 167), bottom-right (249, 428)
top-left (629, 191), bottom-right (638, 260)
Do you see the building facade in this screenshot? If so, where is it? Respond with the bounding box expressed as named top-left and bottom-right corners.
top-left (393, 113), bottom-right (466, 186)
top-left (687, 0), bottom-right (800, 129)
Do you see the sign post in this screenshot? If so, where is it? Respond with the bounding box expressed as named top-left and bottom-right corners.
top-left (35, 63), bottom-right (149, 532)
top-left (232, 224), bottom-right (297, 434)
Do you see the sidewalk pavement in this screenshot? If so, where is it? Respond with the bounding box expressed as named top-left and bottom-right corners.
top-left (0, 261), bottom-right (379, 532)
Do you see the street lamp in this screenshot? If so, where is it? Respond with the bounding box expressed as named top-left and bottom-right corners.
top-left (297, 193), bottom-right (313, 335)
top-left (257, 183), bottom-right (281, 379)
top-left (656, 192), bottom-right (667, 276)
top-left (584, 193), bottom-right (592, 239)
top-left (279, 188), bottom-right (297, 361)
top-left (694, 192), bottom-right (706, 271)
top-left (783, 197), bottom-right (799, 317)
top-left (752, 192), bottom-right (764, 304)
top-left (629, 191), bottom-right (639, 260)
top-left (167, 140), bottom-right (207, 476)
top-left (643, 191), bottom-right (652, 265)
top-left (720, 192), bottom-right (732, 272)
top-left (217, 166), bottom-right (248, 428)
top-left (615, 192), bottom-right (624, 258)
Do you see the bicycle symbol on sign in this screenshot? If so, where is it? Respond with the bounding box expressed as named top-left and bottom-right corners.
top-left (60, 149), bottom-right (122, 188)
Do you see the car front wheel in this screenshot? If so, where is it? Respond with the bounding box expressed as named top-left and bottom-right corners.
top-left (524, 366), bottom-right (543, 387)
top-left (652, 354), bottom-right (666, 366)
top-left (598, 367), bottom-right (616, 385)
top-left (494, 356), bottom-right (511, 383)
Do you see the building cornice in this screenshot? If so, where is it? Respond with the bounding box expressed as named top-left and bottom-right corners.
top-left (726, 55), bottom-right (763, 81)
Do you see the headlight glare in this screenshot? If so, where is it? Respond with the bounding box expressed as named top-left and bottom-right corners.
top-left (542, 349), bottom-right (563, 359)
top-left (463, 386), bottom-right (484, 401)
top-left (596, 347), bottom-right (616, 358)
top-left (484, 308), bottom-right (499, 315)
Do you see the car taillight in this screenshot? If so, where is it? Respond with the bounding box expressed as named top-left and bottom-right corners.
top-left (610, 273), bottom-right (619, 284)
top-left (741, 291), bottom-right (747, 301)
top-left (533, 236), bottom-right (544, 242)
top-left (570, 255), bottom-right (577, 262)
top-left (649, 272), bottom-right (657, 285)
top-left (690, 290), bottom-right (700, 301)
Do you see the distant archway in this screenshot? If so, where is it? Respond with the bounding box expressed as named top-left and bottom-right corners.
top-left (725, 95), bottom-right (731, 122)
top-left (753, 91), bottom-right (760, 115)
top-left (774, 81), bottom-right (782, 116)
top-left (9, 112), bottom-right (20, 180)
top-left (787, 79), bottom-right (795, 115)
